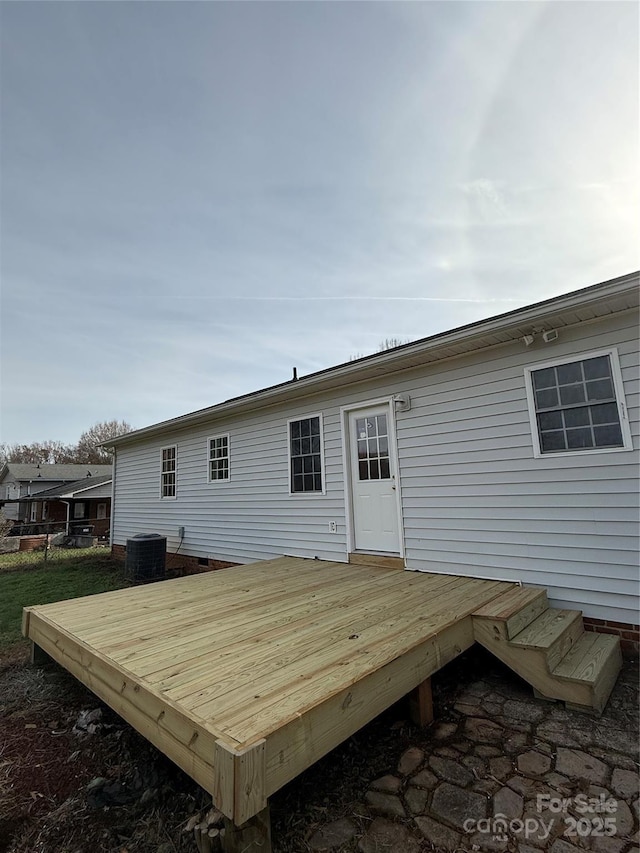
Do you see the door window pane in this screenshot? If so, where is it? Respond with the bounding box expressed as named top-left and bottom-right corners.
top-left (355, 412), bottom-right (391, 480)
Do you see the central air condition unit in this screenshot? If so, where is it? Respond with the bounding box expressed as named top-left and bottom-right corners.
top-left (125, 533), bottom-right (167, 583)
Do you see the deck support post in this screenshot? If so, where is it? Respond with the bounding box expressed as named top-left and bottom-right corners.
top-left (30, 641), bottom-right (53, 666)
top-left (222, 804), bottom-right (271, 853)
top-left (409, 676), bottom-right (434, 727)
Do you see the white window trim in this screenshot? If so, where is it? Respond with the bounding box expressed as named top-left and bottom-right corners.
top-left (42, 501), bottom-right (48, 520)
top-left (287, 413), bottom-right (327, 496)
top-left (524, 347), bottom-right (633, 459)
top-left (30, 503), bottom-right (37, 522)
top-left (160, 444), bottom-right (178, 500)
top-left (207, 433), bottom-right (231, 483)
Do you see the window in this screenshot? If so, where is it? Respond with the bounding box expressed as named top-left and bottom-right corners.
top-left (525, 350), bottom-right (631, 456)
top-left (73, 502), bottom-right (86, 519)
top-left (208, 435), bottom-right (230, 482)
top-left (161, 446), bottom-right (177, 498)
top-left (289, 416), bottom-right (324, 493)
top-left (97, 502), bottom-right (107, 520)
top-left (42, 501), bottom-right (48, 520)
top-left (355, 413), bottom-right (392, 480)
top-left (30, 503), bottom-right (37, 523)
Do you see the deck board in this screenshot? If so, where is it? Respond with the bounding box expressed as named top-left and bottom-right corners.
top-left (24, 556), bottom-right (514, 823)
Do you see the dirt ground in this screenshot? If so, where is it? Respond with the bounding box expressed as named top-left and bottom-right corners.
top-left (1, 642), bottom-right (637, 853)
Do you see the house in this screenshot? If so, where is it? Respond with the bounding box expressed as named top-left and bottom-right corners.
top-left (16, 474), bottom-right (113, 537)
top-left (105, 271), bottom-right (639, 648)
top-left (0, 464), bottom-right (112, 527)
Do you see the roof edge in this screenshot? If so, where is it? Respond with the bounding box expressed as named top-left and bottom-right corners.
top-left (104, 270), bottom-right (639, 448)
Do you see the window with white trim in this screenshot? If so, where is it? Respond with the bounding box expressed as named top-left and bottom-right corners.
top-left (161, 446), bottom-right (177, 498)
top-left (208, 435), bottom-right (230, 482)
top-left (97, 502), bottom-right (107, 519)
top-left (526, 350), bottom-right (631, 455)
top-left (289, 416), bottom-right (323, 493)
top-left (30, 503), bottom-right (37, 522)
top-left (42, 501), bottom-right (48, 520)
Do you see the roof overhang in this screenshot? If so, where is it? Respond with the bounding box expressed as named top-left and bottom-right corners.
top-left (103, 271), bottom-right (639, 449)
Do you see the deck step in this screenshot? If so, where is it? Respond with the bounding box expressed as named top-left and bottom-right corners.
top-left (508, 608), bottom-right (583, 671)
top-left (473, 586), bottom-right (548, 639)
top-left (473, 592), bottom-right (622, 715)
top-left (553, 633), bottom-right (621, 685)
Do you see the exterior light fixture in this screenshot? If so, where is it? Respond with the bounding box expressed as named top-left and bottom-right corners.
top-left (394, 393), bottom-right (411, 412)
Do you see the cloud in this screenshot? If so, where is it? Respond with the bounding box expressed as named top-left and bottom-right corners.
top-left (460, 178), bottom-right (511, 221)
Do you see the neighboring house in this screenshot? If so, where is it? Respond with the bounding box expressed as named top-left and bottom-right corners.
top-left (17, 475), bottom-right (113, 537)
top-left (105, 271), bottom-right (639, 643)
top-left (0, 464), bottom-right (112, 524)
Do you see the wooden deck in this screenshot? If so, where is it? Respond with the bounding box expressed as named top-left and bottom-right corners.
top-left (23, 557), bottom-right (514, 825)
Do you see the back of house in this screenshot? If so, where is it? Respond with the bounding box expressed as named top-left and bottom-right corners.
top-left (106, 271), bottom-right (639, 646)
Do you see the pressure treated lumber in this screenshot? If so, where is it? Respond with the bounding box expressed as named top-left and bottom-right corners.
top-left (23, 556), bottom-right (515, 823)
top-left (409, 677), bottom-right (434, 727)
top-left (348, 552), bottom-right (405, 570)
top-left (223, 806), bottom-right (271, 853)
top-left (24, 555), bottom-right (622, 831)
top-left (472, 594), bottom-right (622, 715)
top-left (473, 585), bottom-right (548, 639)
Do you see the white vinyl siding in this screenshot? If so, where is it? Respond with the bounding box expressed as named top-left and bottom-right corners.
top-left (112, 308), bottom-right (638, 625)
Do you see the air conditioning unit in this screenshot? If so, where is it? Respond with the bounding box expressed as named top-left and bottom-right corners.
top-left (125, 534), bottom-right (167, 583)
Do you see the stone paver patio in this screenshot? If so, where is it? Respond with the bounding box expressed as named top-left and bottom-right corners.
top-left (308, 650), bottom-right (639, 853)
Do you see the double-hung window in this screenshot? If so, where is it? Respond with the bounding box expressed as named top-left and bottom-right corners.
top-left (208, 435), bottom-right (230, 482)
top-left (289, 415), bottom-right (324, 493)
top-left (161, 446), bottom-right (177, 498)
top-left (525, 350), bottom-right (631, 456)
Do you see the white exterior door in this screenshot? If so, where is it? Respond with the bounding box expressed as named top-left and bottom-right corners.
top-left (348, 406), bottom-right (400, 554)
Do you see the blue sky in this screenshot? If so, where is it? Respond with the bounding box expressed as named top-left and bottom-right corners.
top-left (1, 1), bottom-right (638, 444)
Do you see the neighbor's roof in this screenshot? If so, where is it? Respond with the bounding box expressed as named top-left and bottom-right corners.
top-left (0, 464), bottom-right (112, 483)
top-left (21, 474), bottom-right (112, 500)
top-left (105, 270), bottom-right (639, 448)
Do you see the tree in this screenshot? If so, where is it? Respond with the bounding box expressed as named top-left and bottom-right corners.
top-left (0, 440), bottom-right (78, 466)
top-left (75, 420), bottom-right (133, 463)
top-left (0, 420), bottom-right (134, 466)
top-left (350, 337), bottom-right (411, 361)
top-left (378, 338), bottom-right (410, 352)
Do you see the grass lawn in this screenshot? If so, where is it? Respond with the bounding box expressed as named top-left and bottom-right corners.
top-left (0, 548), bottom-right (129, 649)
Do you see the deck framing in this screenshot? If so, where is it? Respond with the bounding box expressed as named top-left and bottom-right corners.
top-left (24, 556), bottom-right (514, 824)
